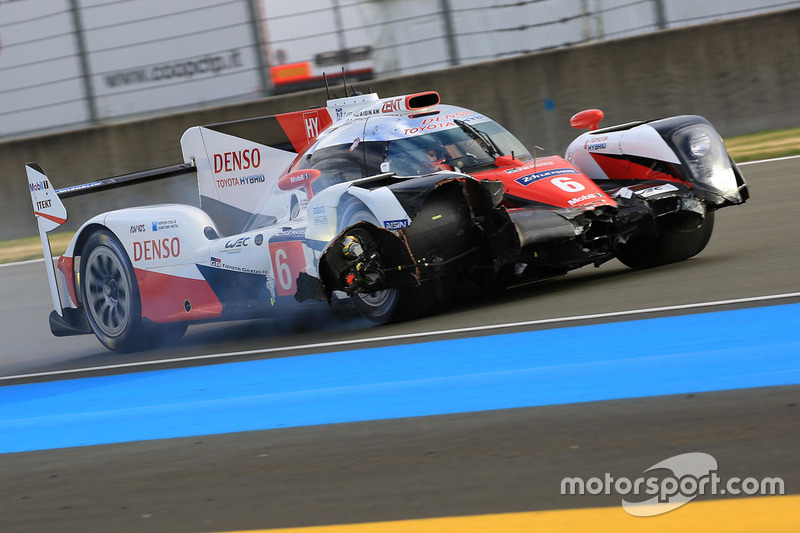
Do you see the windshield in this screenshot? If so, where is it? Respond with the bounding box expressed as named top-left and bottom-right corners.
top-left (276, 114), bottom-right (534, 199)
top-left (378, 119), bottom-right (531, 175)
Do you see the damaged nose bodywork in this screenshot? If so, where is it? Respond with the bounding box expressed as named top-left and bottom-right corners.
top-left (317, 175), bottom-right (520, 299)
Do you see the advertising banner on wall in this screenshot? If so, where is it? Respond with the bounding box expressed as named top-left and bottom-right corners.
top-left (0, 0), bottom-right (264, 138)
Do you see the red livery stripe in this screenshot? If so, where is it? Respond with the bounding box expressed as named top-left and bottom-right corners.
top-left (35, 211), bottom-right (67, 225)
top-left (136, 268), bottom-right (222, 323)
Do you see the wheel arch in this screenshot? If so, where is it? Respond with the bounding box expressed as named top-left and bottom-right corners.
top-left (59, 221), bottom-right (115, 308)
top-left (341, 186), bottom-right (410, 232)
top-left (78, 227), bottom-right (145, 352)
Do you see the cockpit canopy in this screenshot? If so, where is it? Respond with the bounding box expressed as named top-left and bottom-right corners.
top-left (293, 104), bottom-right (532, 193)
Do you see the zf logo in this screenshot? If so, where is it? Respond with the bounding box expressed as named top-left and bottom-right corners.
top-left (381, 98), bottom-right (402, 113)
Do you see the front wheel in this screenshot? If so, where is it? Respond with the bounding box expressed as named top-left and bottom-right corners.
top-left (338, 202), bottom-right (447, 324)
top-left (615, 211), bottom-right (715, 269)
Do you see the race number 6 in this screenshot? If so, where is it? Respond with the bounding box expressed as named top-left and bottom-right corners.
top-left (551, 176), bottom-right (586, 193)
top-left (269, 241), bottom-right (306, 296)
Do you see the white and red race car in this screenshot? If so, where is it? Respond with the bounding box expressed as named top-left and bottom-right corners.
top-left (28, 88), bottom-right (748, 351)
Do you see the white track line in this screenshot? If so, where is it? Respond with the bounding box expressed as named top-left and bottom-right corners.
top-left (738, 154), bottom-right (800, 165)
top-left (2, 291), bottom-right (799, 383)
top-left (0, 257), bottom-right (45, 268)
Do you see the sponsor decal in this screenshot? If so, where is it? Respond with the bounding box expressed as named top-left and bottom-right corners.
top-left (213, 148), bottom-right (261, 174)
top-left (130, 224), bottom-right (147, 234)
top-left (403, 123), bottom-right (453, 136)
top-left (215, 174), bottom-right (266, 189)
top-left (515, 168), bottom-right (579, 187)
top-left (269, 228), bottom-right (306, 243)
top-left (312, 206), bottom-right (326, 215)
top-left (353, 108), bottom-right (381, 118)
top-left (29, 181), bottom-right (50, 192)
top-left (504, 160), bottom-right (556, 174)
top-left (567, 192), bottom-right (604, 206)
top-left (585, 136), bottom-right (609, 151)
top-left (35, 199), bottom-right (52, 210)
top-left (226, 265), bottom-right (267, 275)
top-left (335, 108), bottom-right (344, 120)
top-left (303, 112), bottom-right (321, 139)
top-left (420, 111), bottom-right (476, 125)
top-left (402, 112), bottom-right (483, 136)
top-left (152, 219), bottom-right (178, 231)
top-left (223, 236), bottom-right (250, 253)
top-left (615, 187), bottom-right (634, 199)
top-left (210, 256), bottom-right (267, 275)
top-left (638, 183), bottom-right (680, 198)
top-left (384, 219), bottom-right (410, 230)
top-left (133, 237), bottom-right (181, 262)
top-left (55, 183), bottom-right (94, 194)
top-left (381, 98), bottom-right (403, 113)
top-left (314, 216), bottom-right (329, 225)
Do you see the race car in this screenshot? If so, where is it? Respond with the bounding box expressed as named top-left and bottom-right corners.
top-left (27, 88), bottom-right (748, 352)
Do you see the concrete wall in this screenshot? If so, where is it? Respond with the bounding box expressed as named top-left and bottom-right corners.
top-left (3, 8), bottom-right (798, 240)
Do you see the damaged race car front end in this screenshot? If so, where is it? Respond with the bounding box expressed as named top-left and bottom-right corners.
top-left (318, 174), bottom-right (520, 320)
top-left (566, 112), bottom-right (749, 269)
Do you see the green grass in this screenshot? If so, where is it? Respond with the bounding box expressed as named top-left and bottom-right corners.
top-left (0, 231), bottom-right (74, 265)
top-left (723, 126), bottom-right (800, 162)
top-left (3, 127), bottom-right (797, 265)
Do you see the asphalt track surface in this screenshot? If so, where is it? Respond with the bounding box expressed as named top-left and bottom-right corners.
top-left (1, 157), bottom-right (799, 532)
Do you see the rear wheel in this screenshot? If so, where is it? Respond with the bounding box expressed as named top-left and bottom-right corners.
top-left (81, 230), bottom-right (187, 352)
top-left (81, 230), bottom-right (144, 352)
top-left (616, 211), bottom-right (715, 269)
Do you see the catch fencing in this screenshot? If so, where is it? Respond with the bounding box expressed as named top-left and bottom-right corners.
top-left (1, 0), bottom-right (797, 139)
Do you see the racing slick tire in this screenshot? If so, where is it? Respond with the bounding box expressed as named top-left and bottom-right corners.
top-left (338, 202), bottom-right (444, 324)
top-left (80, 229), bottom-right (186, 352)
top-left (615, 210), bottom-right (715, 269)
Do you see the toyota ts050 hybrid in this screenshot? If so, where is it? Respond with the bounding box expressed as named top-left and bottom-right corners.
top-left (27, 88), bottom-right (748, 352)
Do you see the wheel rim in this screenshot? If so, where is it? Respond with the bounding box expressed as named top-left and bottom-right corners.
top-left (355, 288), bottom-right (395, 309)
top-left (340, 206), bottom-right (400, 321)
top-left (84, 246), bottom-right (131, 337)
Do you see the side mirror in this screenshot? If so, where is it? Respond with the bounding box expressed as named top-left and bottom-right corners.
top-left (570, 109), bottom-right (604, 130)
top-left (278, 169), bottom-right (321, 199)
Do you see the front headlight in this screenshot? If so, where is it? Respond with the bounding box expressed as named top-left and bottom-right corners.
top-left (687, 130), bottom-right (712, 157)
top-left (672, 124), bottom-right (738, 201)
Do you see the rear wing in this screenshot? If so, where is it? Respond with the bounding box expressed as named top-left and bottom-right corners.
top-left (26, 161), bottom-right (196, 319)
top-left (54, 161), bottom-right (196, 199)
